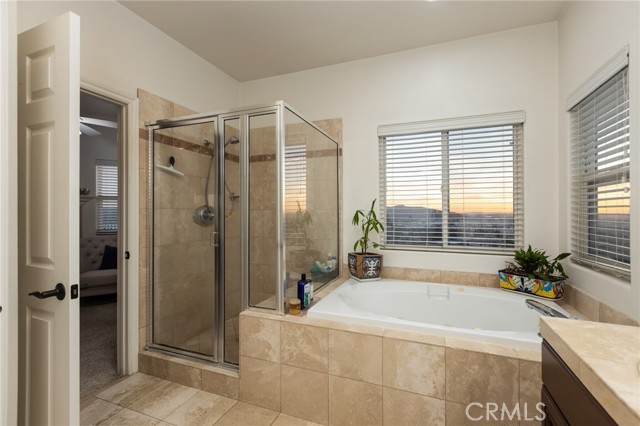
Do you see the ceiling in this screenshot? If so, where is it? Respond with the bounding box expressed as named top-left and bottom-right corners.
top-left (119, 1), bottom-right (566, 82)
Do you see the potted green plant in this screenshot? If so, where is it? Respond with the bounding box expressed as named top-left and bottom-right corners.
top-left (348, 199), bottom-right (385, 281)
top-left (499, 245), bottom-right (570, 299)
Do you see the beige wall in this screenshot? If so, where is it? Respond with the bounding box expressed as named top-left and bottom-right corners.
top-left (240, 23), bottom-right (560, 277)
top-left (17, 1), bottom-right (239, 114)
top-left (557, 1), bottom-right (640, 321)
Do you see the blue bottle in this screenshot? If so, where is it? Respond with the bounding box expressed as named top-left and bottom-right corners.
top-left (297, 273), bottom-right (310, 309)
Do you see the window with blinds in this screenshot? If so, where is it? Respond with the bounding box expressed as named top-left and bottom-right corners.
top-left (284, 143), bottom-right (307, 213)
top-left (284, 142), bottom-right (308, 243)
top-left (379, 114), bottom-right (524, 254)
top-left (96, 161), bottom-right (118, 234)
top-left (570, 67), bottom-right (630, 278)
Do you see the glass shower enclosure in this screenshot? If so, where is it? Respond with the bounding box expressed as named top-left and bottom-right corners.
top-left (146, 102), bottom-right (340, 368)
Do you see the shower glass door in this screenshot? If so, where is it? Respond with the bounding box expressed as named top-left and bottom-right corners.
top-left (150, 118), bottom-right (219, 360)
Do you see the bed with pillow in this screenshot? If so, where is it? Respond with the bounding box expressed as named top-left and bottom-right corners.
top-left (79, 236), bottom-right (117, 297)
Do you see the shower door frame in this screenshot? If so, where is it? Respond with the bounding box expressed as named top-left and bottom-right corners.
top-left (146, 113), bottom-right (227, 365)
top-left (145, 101), bottom-right (340, 368)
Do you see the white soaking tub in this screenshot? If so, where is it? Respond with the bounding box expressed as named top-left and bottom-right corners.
top-left (308, 278), bottom-right (572, 350)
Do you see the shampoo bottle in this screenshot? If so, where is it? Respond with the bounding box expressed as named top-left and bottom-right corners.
top-left (297, 274), bottom-right (310, 309)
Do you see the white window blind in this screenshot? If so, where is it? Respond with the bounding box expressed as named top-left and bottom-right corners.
top-left (570, 67), bottom-right (630, 278)
top-left (284, 142), bottom-right (308, 242)
top-left (96, 161), bottom-right (118, 234)
top-left (284, 143), bottom-right (307, 213)
top-left (379, 116), bottom-right (524, 254)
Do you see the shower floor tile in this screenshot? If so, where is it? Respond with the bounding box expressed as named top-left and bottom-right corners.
top-left (82, 372), bottom-right (320, 426)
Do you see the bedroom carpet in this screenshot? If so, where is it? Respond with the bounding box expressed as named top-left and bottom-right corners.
top-left (80, 296), bottom-right (118, 397)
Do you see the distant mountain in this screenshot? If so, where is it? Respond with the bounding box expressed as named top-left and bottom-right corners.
top-left (386, 204), bottom-right (442, 217)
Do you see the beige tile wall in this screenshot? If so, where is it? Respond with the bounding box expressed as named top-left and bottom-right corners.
top-left (139, 89), bottom-right (216, 354)
top-left (238, 310), bottom-right (543, 426)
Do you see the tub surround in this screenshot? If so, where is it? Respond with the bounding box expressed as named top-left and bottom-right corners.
top-left (540, 317), bottom-right (640, 426)
top-left (238, 277), bottom-right (544, 426)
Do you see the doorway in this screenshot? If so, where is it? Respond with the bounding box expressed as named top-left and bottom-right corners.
top-left (78, 91), bottom-right (121, 396)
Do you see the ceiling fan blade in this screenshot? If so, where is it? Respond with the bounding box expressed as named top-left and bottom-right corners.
top-left (80, 122), bottom-right (101, 136)
top-left (80, 116), bottom-right (118, 129)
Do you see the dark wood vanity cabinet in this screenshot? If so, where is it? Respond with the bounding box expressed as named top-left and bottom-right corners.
top-left (541, 341), bottom-right (617, 426)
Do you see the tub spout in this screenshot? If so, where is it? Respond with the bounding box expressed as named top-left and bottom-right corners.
top-left (525, 299), bottom-right (569, 319)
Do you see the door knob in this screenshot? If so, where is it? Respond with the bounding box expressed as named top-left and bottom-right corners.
top-left (29, 283), bottom-right (66, 301)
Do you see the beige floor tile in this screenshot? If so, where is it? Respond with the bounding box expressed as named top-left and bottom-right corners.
top-left (128, 381), bottom-right (199, 420)
top-left (99, 408), bottom-right (160, 426)
top-left (215, 401), bottom-right (279, 426)
top-left (80, 397), bottom-right (122, 426)
top-left (96, 372), bottom-right (166, 406)
top-left (272, 413), bottom-right (325, 426)
top-left (163, 391), bottom-right (236, 426)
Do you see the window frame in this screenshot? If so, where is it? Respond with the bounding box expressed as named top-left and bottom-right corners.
top-left (569, 65), bottom-right (630, 279)
top-left (378, 111), bottom-right (525, 255)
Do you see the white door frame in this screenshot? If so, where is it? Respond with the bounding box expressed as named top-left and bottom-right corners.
top-left (80, 81), bottom-right (139, 375)
top-left (0, 1), bottom-right (18, 424)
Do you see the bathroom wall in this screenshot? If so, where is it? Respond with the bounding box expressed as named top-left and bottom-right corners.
top-left (239, 22), bottom-right (559, 277)
top-left (557, 1), bottom-right (640, 321)
top-left (16, 0), bottom-right (239, 113)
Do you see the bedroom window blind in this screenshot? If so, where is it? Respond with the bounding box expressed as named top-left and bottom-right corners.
top-left (379, 113), bottom-right (524, 254)
top-left (96, 161), bottom-right (118, 235)
top-left (570, 67), bottom-right (630, 278)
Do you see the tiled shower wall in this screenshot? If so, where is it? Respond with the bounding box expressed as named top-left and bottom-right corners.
top-left (138, 89), bottom-right (344, 362)
top-left (153, 124), bottom-right (216, 354)
top-left (138, 89), bottom-right (217, 354)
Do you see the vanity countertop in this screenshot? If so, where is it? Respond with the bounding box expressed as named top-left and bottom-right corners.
top-left (540, 317), bottom-right (640, 426)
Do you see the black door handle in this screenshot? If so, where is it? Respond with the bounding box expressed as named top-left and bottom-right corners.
top-left (29, 283), bottom-right (66, 301)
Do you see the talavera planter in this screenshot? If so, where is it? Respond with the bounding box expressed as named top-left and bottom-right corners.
top-left (348, 252), bottom-right (382, 281)
top-left (498, 269), bottom-right (564, 299)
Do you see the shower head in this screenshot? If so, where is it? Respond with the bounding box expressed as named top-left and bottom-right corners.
top-left (224, 136), bottom-right (240, 147)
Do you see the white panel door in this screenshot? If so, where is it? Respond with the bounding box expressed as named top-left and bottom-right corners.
top-left (17, 12), bottom-right (80, 426)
